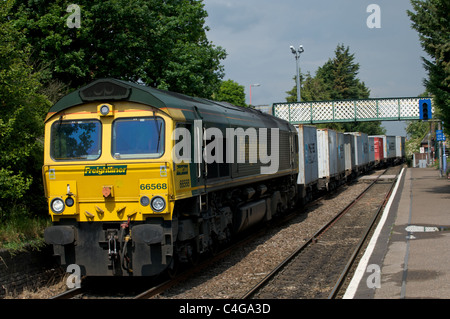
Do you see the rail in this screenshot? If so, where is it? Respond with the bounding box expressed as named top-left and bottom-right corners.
top-left (241, 167), bottom-right (400, 299)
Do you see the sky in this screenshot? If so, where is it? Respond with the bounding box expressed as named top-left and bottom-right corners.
top-left (202, 0), bottom-right (428, 136)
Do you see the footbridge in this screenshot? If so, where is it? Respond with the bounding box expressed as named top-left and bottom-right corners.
top-left (272, 97), bottom-right (433, 124)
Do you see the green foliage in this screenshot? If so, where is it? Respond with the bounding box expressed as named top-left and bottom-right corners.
top-left (315, 44), bottom-right (371, 100)
top-left (286, 44), bottom-right (384, 135)
top-left (0, 206), bottom-right (50, 251)
top-left (11, 0), bottom-right (227, 97)
top-left (408, 0), bottom-right (450, 131)
top-left (213, 79), bottom-right (247, 107)
top-left (406, 120), bottom-right (429, 140)
top-left (405, 119), bottom-right (431, 156)
top-left (0, 0), bottom-right (51, 221)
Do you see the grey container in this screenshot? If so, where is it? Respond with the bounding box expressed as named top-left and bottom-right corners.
top-left (344, 134), bottom-right (354, 175)
top-left (337, 132), bottom-right (346, 175)
top-left (386, 135), bottom-right (396, 159)
top-left (395, 136), bottom-right (406, 158)
top-left (317, 128), bottom-right (338, 179)
top-left (345, 132), bottom-right (369, 173)
top-left (296, 125), bottom-right (319, 186)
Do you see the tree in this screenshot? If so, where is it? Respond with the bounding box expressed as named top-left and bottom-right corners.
top-left (0, 0), bottom-right (51, 219)
top-left (10, 0), bottom-right (226, 97)
top-left (213, 79), bottom-right (246, 107)
top-left (286, 44), bottom-right (384, 135)
top-left (408, 0), bottom-right (450, 131)
top-left (315, 44), bottom-right (371, 101)
top-left (286, 72), bottom-right (332, 103)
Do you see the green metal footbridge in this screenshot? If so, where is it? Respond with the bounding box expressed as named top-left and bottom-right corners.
top-left (272, 97), bottom-right (433, 124)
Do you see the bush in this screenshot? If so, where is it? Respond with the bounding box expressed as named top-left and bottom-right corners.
top-left (0, 205), bottom-right (51, 252)
top-left (0, 0), bottom-right (51, 222)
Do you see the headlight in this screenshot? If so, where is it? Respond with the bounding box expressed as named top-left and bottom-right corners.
top-left (151, 196), bottom-right (166, 212)
top-left (51, 198), bottom-right (65, 214)
top-left (100, 104), bottom-right (110, 115)
top-left (140, 195), bottom-right (150, 206)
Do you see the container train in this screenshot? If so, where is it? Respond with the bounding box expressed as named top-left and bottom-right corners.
top-left (43, 78), bottom-right (405, 277)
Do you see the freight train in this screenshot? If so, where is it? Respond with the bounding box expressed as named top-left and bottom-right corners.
top-left (43, 78), bottom-right (405, 277)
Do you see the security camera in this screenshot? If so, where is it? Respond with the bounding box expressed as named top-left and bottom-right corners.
top-left (290, 46), bottom-right (296, 54)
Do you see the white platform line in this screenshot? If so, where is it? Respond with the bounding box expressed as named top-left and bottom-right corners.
top-left (342, 167), bottom-right (406, 299)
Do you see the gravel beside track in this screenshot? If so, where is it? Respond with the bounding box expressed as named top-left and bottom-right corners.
top-left (156, 177), bottom-right (374, 299)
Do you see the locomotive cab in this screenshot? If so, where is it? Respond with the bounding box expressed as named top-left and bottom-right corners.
top-left (43, 80), bottom-right (176, 276)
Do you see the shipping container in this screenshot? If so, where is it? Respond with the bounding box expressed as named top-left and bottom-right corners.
top-left (370, 135), bottom-right (396, 160)
top-left (317, 128), bottom-right (338, 179)
top-left (344, 134), bottom-right (354, 175)
top-left (316, 128), bottom-right (347, 190)
top-left (337, 132), bottom-right (346, 175)
top-left (345, 132), bottom-right (370, 174)
top-left (385, 135), bottom-right (396, 159)
top-left (396, 136), bottom-right (406, 159)
top-left (368, 137), bottom-right (375, 163)
top-left (296, 125), bottom-right (318, 188)
top-left (370, 136), bottom-right (384, 162)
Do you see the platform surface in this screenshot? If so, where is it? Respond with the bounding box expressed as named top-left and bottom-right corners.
top-left (344, 167), bottom-right (450, 299)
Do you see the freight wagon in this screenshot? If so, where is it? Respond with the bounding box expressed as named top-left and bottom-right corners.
top-left (295, 125), bottom-right (318, 202)
top-left (316, 128), bottom-right (346, 191)
top-left (370, 135), bottom-right (397, 165)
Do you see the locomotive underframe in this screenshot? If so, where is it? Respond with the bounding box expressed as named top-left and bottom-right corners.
top-left (45, 174), bottom-right (298, 277)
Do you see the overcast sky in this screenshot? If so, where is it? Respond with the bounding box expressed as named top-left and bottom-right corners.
top-left (203, 0), bottom-right (427, 135)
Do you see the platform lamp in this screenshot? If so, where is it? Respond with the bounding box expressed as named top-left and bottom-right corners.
top-left (290, 45), bottom-right (304, 102)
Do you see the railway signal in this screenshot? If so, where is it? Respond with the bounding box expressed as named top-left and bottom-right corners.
top-left (419, 98), bottom-right (432, 121)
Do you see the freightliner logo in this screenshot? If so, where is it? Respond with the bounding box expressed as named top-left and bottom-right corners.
top-left (84, 165), bottom-right (127, 176)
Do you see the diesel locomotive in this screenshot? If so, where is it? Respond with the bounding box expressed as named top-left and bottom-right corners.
top-left (43, 78), bottom-right (299, 276)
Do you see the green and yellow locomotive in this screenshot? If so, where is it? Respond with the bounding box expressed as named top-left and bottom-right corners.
top-left (43, 79), bottom-right (298, 276)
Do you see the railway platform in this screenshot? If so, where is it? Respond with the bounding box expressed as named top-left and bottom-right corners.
top-left (344, 167), bottom-right (450, 299)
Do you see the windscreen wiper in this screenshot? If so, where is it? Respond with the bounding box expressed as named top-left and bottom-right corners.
top-left (155, 118), bottom-right (162, 153)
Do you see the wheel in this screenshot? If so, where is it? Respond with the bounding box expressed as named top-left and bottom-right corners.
top-left (166, 256), bottom-right (179, 278)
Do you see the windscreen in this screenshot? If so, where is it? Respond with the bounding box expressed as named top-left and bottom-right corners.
top-left (112, 117), bottom-right (164, 159)
top-left (50, 120), bottom-right (101, 160)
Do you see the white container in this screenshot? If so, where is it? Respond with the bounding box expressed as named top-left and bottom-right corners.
top-left (386, 136), bottom-right (396, 159)
top-left (346, 132), bottom-right (369, 166)
top-left (395, 136), bottom-right (406, 158)
top-left (317, 128), bottom-right (338, 179)
top-left (361, 132), bottom-right (369, 165)
top-left (296, 125), bottom-right (318, 186)
top-left (337, 132), bottom-right (346, 175)
top-left (344, 134), bottom-right (354, 173)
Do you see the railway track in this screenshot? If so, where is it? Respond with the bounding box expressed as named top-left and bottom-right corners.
top-left (241, 166), bottom-right (402, 299)
top-left (50, 222), bottom-right (279, 299)
top-left (50, 287), bottom-right (84, 299)
top-left (49, 166), bottom-right (402, 300)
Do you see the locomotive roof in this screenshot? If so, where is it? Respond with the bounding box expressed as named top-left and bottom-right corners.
top-left (46, 78), bottom-right (293, 130)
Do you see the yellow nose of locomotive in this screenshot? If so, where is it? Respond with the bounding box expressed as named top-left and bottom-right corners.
top-left (44, 162), bottom-right (171, 222)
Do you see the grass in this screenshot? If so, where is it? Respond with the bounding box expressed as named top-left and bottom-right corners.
top-left (0, 210), bottom-right (51, 253)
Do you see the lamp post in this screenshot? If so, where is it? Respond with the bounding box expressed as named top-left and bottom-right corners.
top-left (290, 45), bottom-right (304, 102)
top-left (249, 83), bottom-right (260, 106)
